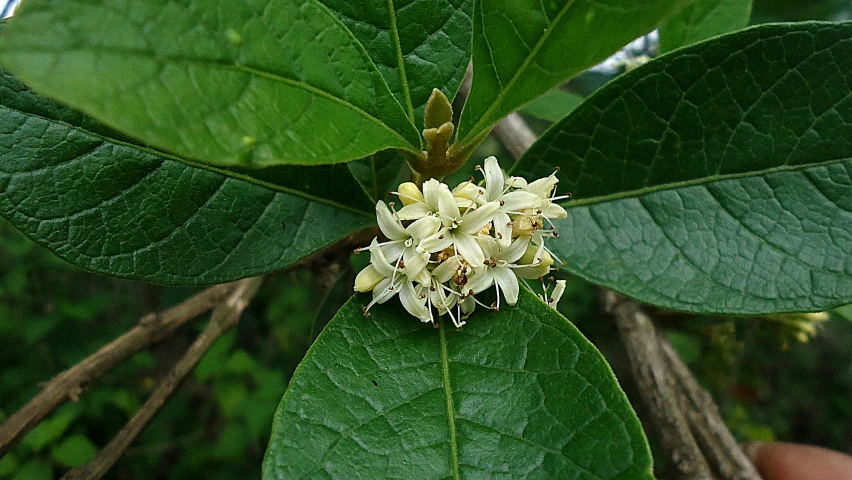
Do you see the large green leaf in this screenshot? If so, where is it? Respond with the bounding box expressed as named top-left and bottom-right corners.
top-left (264, 289), bottom-right (652, 479)
top-left (513, 22), bottom-right (852, 314)
top-left (0, 0), bottom-right (421, 168)
top-left (659, 0), bottom-right (753, 53)
top-left (0, 67), bottom-right (377, 284)
top-left (321, 0), bottom-right (473, 128)
top-left (456, 0), bottom-right (689, 148)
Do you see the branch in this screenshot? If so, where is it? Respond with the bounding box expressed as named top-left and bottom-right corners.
top-left (602, 291), bottom-right (713, 479)
top-left (0, 282), bottom-right (237, 457)
top-left (659, 334), bottom-right (762, 480)
top-left (62, 276), bottom-right (264, 480)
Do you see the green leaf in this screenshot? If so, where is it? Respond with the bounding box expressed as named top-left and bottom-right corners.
top-left (0, 0), bottom-right (421, 168)
top-left (320, 0), bottom-right (473, 128)
top-left (835, 304), bottom-right (852, 322)
top-left (0, 67), bottom-right (376, 284)
top-left (51, 434), bottom-right (98, 468)
top-left (521, 89), bottom-right (584, 123)
top-left (264, 289), bottom-right (652, 479)
top-left (659, 0), bottom-right (753, 53)
top-left (513, 22), bottom-right (852, 314)
top-left (12, 459), bottom-right (52, 480)
top-left (456, 0), bottom-right (689, 148)
top-left (22, 409), bottom-right (77, 452)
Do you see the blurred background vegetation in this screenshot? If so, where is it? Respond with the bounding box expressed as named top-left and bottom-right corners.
top-left (1, 0), bottom-right (851, 478)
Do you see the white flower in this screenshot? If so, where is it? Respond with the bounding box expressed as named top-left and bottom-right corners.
top-left (354, 156), bottom-right (571, 327)
top-left (465, 235), bottom-right (530, 309)
top-left (356, 239), bottom-right (431, 322)
top-left (418, 185), bottom-right (498, 268)
top-left (538, 279), bottom-right (567, 310)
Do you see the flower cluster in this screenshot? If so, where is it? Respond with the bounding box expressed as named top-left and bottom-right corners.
top-left (354, 156), bottom-right (569, 327)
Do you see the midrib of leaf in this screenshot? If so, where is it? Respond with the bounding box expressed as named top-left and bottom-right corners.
top-left (0, 103), bottom-right (375, 217)
top-left (460, 0), bottom-right (576, 146)
top-left (538, 156), bottom-right (852, 209)
top-left (387, 0), bottom-right (416, 121)
top-left (7, 44), bottom-right (420, 152)
top-left (439, 319), bottom-right (461, 480)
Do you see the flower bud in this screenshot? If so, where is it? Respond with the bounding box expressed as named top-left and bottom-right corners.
top-left (514, 244), bottom-right (554, 279)
top-left (354, 265), bottom-right (384, 292)
top-left (397, 182), bottom-right (423, 206)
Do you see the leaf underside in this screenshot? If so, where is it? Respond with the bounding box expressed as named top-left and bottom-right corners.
top-left (0, 67), bottom-right (376, 284)
top-left (263, 289), bottom-right (653, 479)
top-left (514, 22), bottom-right (852, 314)
top-left (658, 0), bottom-right (753, 53)
top-left (0, 0), bottom-right (421, 168)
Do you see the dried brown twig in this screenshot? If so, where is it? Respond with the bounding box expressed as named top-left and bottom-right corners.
top-left (0, 282), bottom-right (236, 457)
top-left (62, 276), bottom-right (263, 480)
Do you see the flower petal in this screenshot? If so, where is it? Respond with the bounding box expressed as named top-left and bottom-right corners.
top-left (466, 270), bottom-right (494, 294)
top-left (483, 156), bottom-right (504, 202)
top-left (418, 229), bottom-right (453, 253)
top-left (524, 174), bottom-right (558, 198)
top-left (459, 202), bottom-right (498, 235)
top-left (405, 215), bottom-right (441, 240)
top-left (422, 179), bottom-right (442, 210)
top-left (540, 201), bottom-right (568, 219)
top-left (502, 235), bottom-right (531, 264)
top-left (493, 211), bottom-right (512, 247)
top-left (454, 233), bottom-right (485, 268)
top-left (369, 240), bottom-right (397, 278)
top-left (396, 202), bottom-right (431, 220)
top-left (399, 281), bottom-right (429, 322)
top-left (436, 183), bottom-right (460, 225)
top-left (403, 248), bottom-right (429, 279)
top-left (372, 277), bottom-right (397, 303)
top-left (432, 256), bottom-right (460, 283)
top-left (376, 200), bottom-right (406, 240)
top-left (501, 190), bottom-right (539, 213)
top-left (493, 267), bottom-right (519, 305)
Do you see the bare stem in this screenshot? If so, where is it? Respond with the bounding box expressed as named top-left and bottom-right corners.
top-left (62, 276), bottom-right (264, 480)
top-left (602, 291), bottom-right (713, 479)
top-left (659, 334), bottom-right (762, 480)
top-left (0, 282), bottom-right (236, 457)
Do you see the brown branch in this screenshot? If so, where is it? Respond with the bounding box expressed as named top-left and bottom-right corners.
top-left (0, 282), bottom-right (238, 457)
top-left (602, 291), bottom-right (714, 479)
top-left (659, 334), bottom-right (762, 480)
top-left (62, 276), bottom-right (264, 480)
top-left (492, 113), bottom-right (537, 161)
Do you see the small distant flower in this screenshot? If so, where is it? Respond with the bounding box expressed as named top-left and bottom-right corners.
top-left (355, 156), bottom-right (571, 326)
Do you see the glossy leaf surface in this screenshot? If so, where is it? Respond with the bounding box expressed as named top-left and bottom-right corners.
top-left (513, 22), bottom-right (852, 314)
top-left (321, 0), bottom-right (473, 128)
top-left (264, 289), bottom-right (653, 479)
top-left (456, 0), bottom-right (689, 147)
top-left (659, 0), bottom-right (753, 53)
top-left (0, 0), bottom-right (421, 168)
top-left (0, 68), bottom-right (375, 284)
